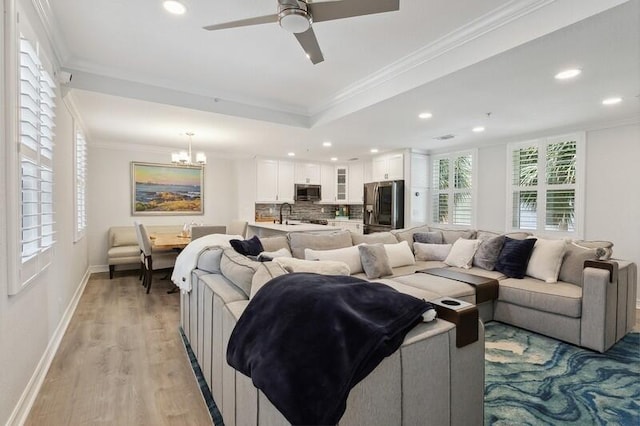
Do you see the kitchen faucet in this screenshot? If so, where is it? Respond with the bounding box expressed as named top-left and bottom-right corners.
top-left (279, 202), bottom-right (292, 224)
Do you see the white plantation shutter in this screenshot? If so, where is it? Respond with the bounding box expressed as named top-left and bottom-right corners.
top-left (507, 134), bottom-right (584, 236)
top-left (18, 36), bottom-right (56, 265)
top-left (432, 151), bottom-right (475, 226)
top-left (75, 128), bottom-right (88, 239)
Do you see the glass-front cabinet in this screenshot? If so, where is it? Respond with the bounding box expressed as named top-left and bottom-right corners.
top-left (336, 167), bottom-right (347, 202)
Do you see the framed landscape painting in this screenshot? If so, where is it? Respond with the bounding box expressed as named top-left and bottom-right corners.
top-left (131, 162), bottom-right (204, 215)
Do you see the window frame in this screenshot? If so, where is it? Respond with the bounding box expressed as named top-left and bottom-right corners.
top-left (506, 132), bottom-right (585, 239)
top-left (430, 149), bottom-right (478, 229)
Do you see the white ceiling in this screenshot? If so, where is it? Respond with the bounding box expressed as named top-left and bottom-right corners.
top-left (43, 0), bottom-right (639, 161)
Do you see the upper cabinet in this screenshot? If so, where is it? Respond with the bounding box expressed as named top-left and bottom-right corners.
top-left (294, 162), bottom-right (321, 184)
top-left (348, 162), bottom-right (364, 204)
top-left (256, 159), bottom-right (294, 203)
top-left (336, 166), bottom-right (348, 202)
top-left (371, 153), bottom-right (404, 181)
top-left (320, 164), bottom-right (336, 203)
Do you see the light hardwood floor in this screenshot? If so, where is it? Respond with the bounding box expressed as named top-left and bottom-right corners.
top-left (25, 272), bottom-right (212, 425)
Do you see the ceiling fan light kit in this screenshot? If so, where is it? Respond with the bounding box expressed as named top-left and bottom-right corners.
top-left (203, 0), bottom-right (400, 64)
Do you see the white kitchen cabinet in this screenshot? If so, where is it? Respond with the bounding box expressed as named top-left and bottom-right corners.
top-left (320, 164), bottom-right (336, 203)
top-left (336, 166), bottom-right (348, 202)
top-left (347, 162), bottom-right (364, 204)
top-left (255, 159), bottom-right (294, 203)
top-left (371, 153), bottom-right (404, 181)
top-left (294, 162), bottom-right (321, 184)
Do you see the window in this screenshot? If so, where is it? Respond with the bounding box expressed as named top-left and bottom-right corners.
top-left (431, 150), bottom-right (476, 227)
top-left (507, 133), bottom-right (585, 237)
top-left (8, 34), bottom-right (57, 292)
top-left (75, 126), bottom-right (87, 240)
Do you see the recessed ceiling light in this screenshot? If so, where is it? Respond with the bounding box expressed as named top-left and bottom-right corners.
top-left (472, 126), bottom-right (485, 133)
top-left (287, 152), bottom-right (295, 157)
top-left (418, 112), bottom-right (433, 119)
top-left (370, 148), bottom-right (379, 153)
top-left (163, 0), bottom-right (186, 15)
top-left (330, 157), bottom-right (338, 161)
top-left (554, 69), bottom-right (581, 80)
top-left (602, 97), bottom-right (622, 105)
top-left (323, 141), bottom-right (332, 147)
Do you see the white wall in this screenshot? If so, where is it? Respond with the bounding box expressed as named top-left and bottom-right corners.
top-left (0, 10), bottom-right (90, 420)
top-left (87, 145), bottom-right (239, 268)
top-left (475, 144), bottom-right (507, 232)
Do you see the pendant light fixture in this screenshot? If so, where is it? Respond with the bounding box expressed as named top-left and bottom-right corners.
top-left (171, 132), bottom-right (206, 166)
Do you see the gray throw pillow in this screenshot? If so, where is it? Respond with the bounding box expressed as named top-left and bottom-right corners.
top-left (358, 244), bottom-right (393, 279)
top-left (413, 231), bottom-right (443, 244)
top-left (473, 235), bottom-right (506, 270)
top-left (558, 243), bottom-right (599, 286)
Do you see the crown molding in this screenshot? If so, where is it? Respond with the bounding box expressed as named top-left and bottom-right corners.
top-left (30, 0), bottom-right (69, 68)
top-left (89, 140), bottom-right (240, 160)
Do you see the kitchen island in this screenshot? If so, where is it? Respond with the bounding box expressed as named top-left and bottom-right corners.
top-left (247, 221), bottom-right (340, 238)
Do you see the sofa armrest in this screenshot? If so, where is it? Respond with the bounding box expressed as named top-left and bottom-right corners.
top-left (580, 261), bottom-right (619, 352)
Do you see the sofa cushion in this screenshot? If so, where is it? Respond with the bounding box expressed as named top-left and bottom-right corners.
top-left (558, 242), bottom-right (599, 286)
top-left (498, 277), bottom-right (582, 318)
top-left (305, 245), bottom-right (363, 274)
top-left (196, 247), bottom-right (223, 273)
top-left (384, 241), bottom-right (415, 268)
top-left (473, 235), bottom-right (505, 271)
top-left (260, 235), bottom-right (291, 252)
top-left (391, 225), bottom-right (431, 251)
top-left (230, 235), bottom-right (264, 256)
top-left (220, 248), bottom-right (261, 297)
top-left (413, 231), bottom-right (443, 244)
top-left (444, 239), bottom-right (481, 269)
top-left (108, 245), bottom-right (140, 258)
top-left (358, 244), bottom-right (393, 279)
top-left (392, 274), bottom-right (476, 301)
top-left (288, 230), bottom-right (352, 259)
top-left (448, 266), bottom-right (506, 280)
top-left (250, 261), bottom-right (289, 299)
top-left (429, 227), bottom-right (476, 244)
top-left (413, 242), bottom-right (451, 261)
top-left (373, 279), bottom-right (442, 301)
top-left (112, 228), bottom-right (138, 247)
top-left (495, 237), bottom-right (537, 279)
top-left (574, 240), bottom-right (613, 260)
top-left (274, 257), bottom-right (351, 275)
top-left (351, 231), bottom-right (398, 245)
top-left (526, 238), bottom-right (567, 283)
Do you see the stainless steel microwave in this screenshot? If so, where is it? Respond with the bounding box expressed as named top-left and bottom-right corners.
top-left (294, 184), bottom-right (321, 201)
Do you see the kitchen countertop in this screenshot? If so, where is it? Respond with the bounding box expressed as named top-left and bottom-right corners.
top-left (248, 221), bottom-right (337, 233)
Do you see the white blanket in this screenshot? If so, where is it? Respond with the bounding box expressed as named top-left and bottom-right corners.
top-left (171, 234), bottom-right (242, 293)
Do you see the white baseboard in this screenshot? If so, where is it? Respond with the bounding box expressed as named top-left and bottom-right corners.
top-left (89, 264), bottom-right (108, 274)
top-left (7, 268), bottom-right (91, 426)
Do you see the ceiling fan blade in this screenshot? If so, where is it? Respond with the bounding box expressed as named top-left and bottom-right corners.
top-left (203, 14), bottom-right (278, 31)
top-left (309, 0), bottom-right (399, 23)
top-left (294, 27), bottom-right (324, 64)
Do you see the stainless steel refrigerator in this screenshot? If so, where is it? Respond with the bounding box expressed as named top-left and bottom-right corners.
top-left (363, 180), bottom-right (404, 234)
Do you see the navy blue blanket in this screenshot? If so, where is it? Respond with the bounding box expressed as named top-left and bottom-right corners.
top-left (227, 273), bottom-right (433, 425)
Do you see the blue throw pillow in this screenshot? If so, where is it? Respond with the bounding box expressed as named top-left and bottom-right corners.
top-left (495, 237), bottom-right (537, 278)
top-left (230, 235), bottom-right (264, 257)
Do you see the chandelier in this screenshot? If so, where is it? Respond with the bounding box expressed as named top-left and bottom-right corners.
top-left (171, 132), bottom-right (206, 166)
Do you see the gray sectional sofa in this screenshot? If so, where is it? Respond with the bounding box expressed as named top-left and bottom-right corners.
top-left (179, 225), bottom-right (637, 426)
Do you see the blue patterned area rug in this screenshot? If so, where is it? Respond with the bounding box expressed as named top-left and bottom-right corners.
top-left (484, 322), bottom-right (640, 425)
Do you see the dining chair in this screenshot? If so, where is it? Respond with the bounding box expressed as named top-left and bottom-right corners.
top-left (227, 220), bottom-right (248, 238)
top-left (135, 222), bottom-right (179, 294)
top-left (191, 225), bottom-right (226, 240)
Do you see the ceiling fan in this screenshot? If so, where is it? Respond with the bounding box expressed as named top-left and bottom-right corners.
top-left (203, 0), bottom-right (400, 64)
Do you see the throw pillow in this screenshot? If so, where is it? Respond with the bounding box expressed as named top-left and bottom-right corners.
top-left (288, 230), bottom-right (352, 259)
top-left (558, 242), bottom-right (599, 286)
top-left (413, 231), bottom-right (444, 244)
top-left (429, 227), bottom-right (477, 244)
top-left (220, 248), bottom-right (262, 297)
top-left (351, 232), bottom-right (398, 245)
top-left (413, 242), bottom-right (452, 261)
top-left (383, 241), bottom-right (416, 268)
top-left (230, 235), bottom-right (264, 257)
top-left (574, 240), bottom-right (614, 260)
top-left (472, 235), bottom-right (505, 270)
top-left (257, 247), bottom-right (292, 262)
top-left (358, 244), bottom-right (393, 279)
top-left (526, 238), bottom-right (568, 283)
top-left (274, 257), bottom-right (351, 275)
top-left (444, 238), bottom-right (481, 269)
top-left (305, 245), bottom-right (363, 274)
top-left (495, 237), bottom-right (537, 279)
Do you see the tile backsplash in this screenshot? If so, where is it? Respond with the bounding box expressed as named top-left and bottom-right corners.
top-left (255, 202), bottom-right (363, 221)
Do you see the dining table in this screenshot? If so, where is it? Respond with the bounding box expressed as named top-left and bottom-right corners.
top-left (150, 232), bottom-right (191, 250)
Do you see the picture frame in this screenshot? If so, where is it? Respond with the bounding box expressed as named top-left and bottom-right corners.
top-left (131, 162), bottom-right (204, 215)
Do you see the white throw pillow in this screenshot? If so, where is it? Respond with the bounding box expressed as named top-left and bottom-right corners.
top-left (413, 242), bottom-right (452, 261)
top-left (304, 245), bottom-right (363, 274)
top-left (526, 238), bottom-right (568, 283)
top-left (257, 247), bottom-right (292, 261)
top-left (444, 238), bottom-right (481, 269)
top-left (383, 241), bottom-right (416, 268)
top-left (274, 257), bottom-right (351, 276)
